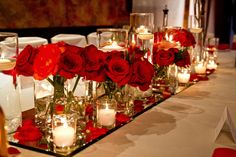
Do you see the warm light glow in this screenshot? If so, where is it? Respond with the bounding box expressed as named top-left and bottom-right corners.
top-left (101, 41), bottom-right (125, 52)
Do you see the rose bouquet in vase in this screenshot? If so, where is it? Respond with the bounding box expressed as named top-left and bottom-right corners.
top-left (152, 27), bottom-right (196, 95)
top-left (15, 42), bottom-right (86, 129)
top-left (79, 45), bottom-right (154, 116)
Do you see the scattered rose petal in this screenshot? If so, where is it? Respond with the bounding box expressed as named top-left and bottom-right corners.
top-left (8, 147), bottom-right (21, 155)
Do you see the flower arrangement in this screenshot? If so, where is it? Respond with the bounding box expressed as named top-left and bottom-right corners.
top-left (15, 42), bottom-right (154, 112)
top-left (153, 27), bottom-right (196, 67)
top-left (152, 27), bottom-right (196, 94)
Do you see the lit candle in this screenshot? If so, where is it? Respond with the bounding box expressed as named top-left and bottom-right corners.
top-left (101, 41), bottom-right (125, 52)
top-left (207, 60), bottom-right (217, 70)
top-left (0, 58), bottom-right (16, 71)
top-left (195, 63), bottom-right (207, 74)
top-left (178, 72), bottom-right (190, 83)
top-left (53, 123), bottom-right (75, 147)
top-left (137, 25), bottom-right (153, 40)
top-left (97, 103), bottom-right (116, 127)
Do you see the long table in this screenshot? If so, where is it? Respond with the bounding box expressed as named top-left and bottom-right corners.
top-left (13, 50), bottom-right (236, 157)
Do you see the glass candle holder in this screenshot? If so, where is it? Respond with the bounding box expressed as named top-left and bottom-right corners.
top-left (177, 67), bottom-right (191, 86)
top-left (194, 61), bottom-right (207, 76)
top-left (96, 96), bottom-right (116, 129)
top-left (129, 13), bottom-right (154, 63)
top-left (52, 113), bottom-right (77, 153)
top-left (97, 28), bottom-right (128, 52)
top-left (204, 37), bottom-right (219, 62)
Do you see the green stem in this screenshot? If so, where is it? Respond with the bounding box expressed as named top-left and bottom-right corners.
top-left (72, 75), bottom-right (80, 93)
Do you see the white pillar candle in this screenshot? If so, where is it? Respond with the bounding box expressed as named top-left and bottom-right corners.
top-left (178, 72), bottom-right (190, 83)
top-left (195, 63), bottom-right (207, 74)
top-left (207, 60), bottom-right (217, 70)
top-left (97, 106), bottom-right (116, 127)
top-left (53, 125), bottom-right (75, 147)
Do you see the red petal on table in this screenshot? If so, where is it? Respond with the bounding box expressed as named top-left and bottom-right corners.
top-left (8, 147), bottom-right (21, 155)
top-left (85, 121), bottom-right (108, 143)
top-left (212, 148), bottom-right (236, 157)
top-left (116, 113), bottom-right (130, 125)
top-left (190, 73), bottom-right (199, 82)
top-left (162, 91), bottom-right (171, 99)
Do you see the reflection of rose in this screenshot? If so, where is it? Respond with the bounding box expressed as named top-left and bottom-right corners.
top-left (175, 50), bottom-right (191, 67)
top-left (129, 58), bottom-right (154, 91)
top-left (15, 45), bottom-right (38, 76)
top-left (105, 52), bottom-right (131, 87)
top-left (14, 120), bottom-right (42, 142)
top-left (33, 44), bottom-right (61, 80)
top-left (58, 44), bottom-right (83, 79)
top-left (81, 45), bottom-right (106, 82)
top-left (154, 49), bottom-right (175, 66)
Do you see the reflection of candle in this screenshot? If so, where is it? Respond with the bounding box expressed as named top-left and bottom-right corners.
top-left (0, 58), bottom-right (16, 71)
top-left (195, 63), bottom-right (207, 74)
top-left (207, 60), bottom-right (217, 70)
top-left (102, 41), bottom-right (125, 52)
top-left (178, 72), bottom-right (190, 83)
top-left (97, 103), bottom-right (116, 127)
top-left (53, 124), bottom-right (75, 147)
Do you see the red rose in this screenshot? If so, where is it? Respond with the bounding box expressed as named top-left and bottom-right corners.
top-left (80, 45), bottom-right (106, 82)
top-left (105, 52), bottom-right (131, 86)
top-left (129, 58), bottom-right (154, 91)
top-left (175, 50), bottom-right (191, 67)
top-left (154, 49), bottom-right (175, 66)
top-left (15, 45), bottom-right (38, 76)
top-left (172, 29), bottom-right (196, 47)
top-left (58, 44), bottom-right (84, 79)
top-left (33, 44), bottom-right (61, 80)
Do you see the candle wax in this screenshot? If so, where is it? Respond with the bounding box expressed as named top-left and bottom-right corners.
top-left (178, 73), bottom-right (190, 83)
top-left (97, 108), bottom-right (116, 127)
top-left (53, 125), bottom-right (75, 147)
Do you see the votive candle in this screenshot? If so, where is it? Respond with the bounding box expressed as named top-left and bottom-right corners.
top-left (178, 72), bottom-right (190, 83)
top-left (97, 103), bottom-right (116, 127)
top-left (53, 124), bottom-right (75, 147)
top-left (195, 63), bottom-right (207, 74)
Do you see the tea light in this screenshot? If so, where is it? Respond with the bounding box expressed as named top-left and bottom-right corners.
top-left (195, 63), bottom-right (207, 74)
top-left (97, 103), bottom-right (116, 127)
top-left (53, 123), bottom-right (75, 147)
top-left (178, 72), bottom-right (190, 83)
top-left (102, 41), bottom-right (125, 52)
top-left (207, 60), bottom-right (217, 70)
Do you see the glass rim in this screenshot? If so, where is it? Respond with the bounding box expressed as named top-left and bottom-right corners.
top-left (0, 32), bottom-right (18, 37)
top-left (96, 28), bottom-right (128, 33)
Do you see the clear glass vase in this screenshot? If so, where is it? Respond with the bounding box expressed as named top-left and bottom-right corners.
top-left (0, 32), bottom-right (22, 133)
top-left (152, 64), bottom-right (178, 95)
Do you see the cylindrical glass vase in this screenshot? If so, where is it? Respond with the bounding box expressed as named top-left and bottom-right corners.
top-left (0, 32), bottom-right (22, 133)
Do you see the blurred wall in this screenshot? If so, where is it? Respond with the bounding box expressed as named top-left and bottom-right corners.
top-left (0, 0), bottom-right (130, 29)
top-left (132, 0), bottom-right (185, 29)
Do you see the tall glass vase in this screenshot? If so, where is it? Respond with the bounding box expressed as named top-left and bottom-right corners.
top-left (0, 32), bottom-right (22, 133)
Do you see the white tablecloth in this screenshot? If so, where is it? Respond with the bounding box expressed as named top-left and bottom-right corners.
top-left (14, 51), bottom-right (236, 157)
